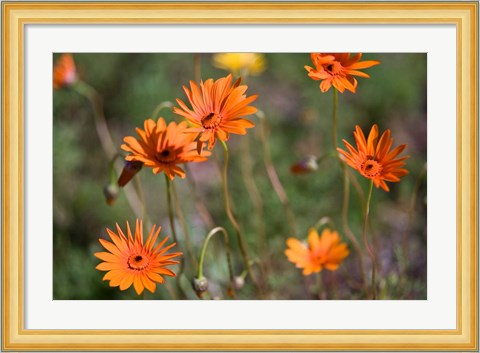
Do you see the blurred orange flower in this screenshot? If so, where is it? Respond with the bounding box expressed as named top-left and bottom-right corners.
top-left (173, 74), bottom-right (258, 151)
top-left (121, 118), bottom-right (210, 180)
top-left (94, 220), bottom-right (182, 295)
top-left (53, 53), bottom-right (77, 89)
top-left (285, 228), bottom-right (349, 275)
top-left (337, 124), bottom-right (409, 192)
top-left (305, 53), bottom-right (380, 93)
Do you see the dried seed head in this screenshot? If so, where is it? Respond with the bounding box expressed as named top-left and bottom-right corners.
top-left (192, 276), bottom-right (208, 298)
top-left (103, 183), bottom-right (119, 205)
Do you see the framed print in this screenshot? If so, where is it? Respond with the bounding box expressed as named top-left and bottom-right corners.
top-left (1, 1), bottom-right (478, 351)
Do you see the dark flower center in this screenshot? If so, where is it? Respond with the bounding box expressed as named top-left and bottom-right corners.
top-left (155, 148), bottom-right (176, 164)
top-left (128, 254), bottom-right (149, 271)
top-left (323, 61), bottom-right (342, 75)
top-left (361, 159), bottom-right (382, 178)
top-left (201, 112), bottom-right (222, 129)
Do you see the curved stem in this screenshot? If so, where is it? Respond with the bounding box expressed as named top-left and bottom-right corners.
top-left (363, 180), bottom-right (377, 299)
top-left (132, 172), bottom-right (147, 221)
top-left (72, 80), bottom-right (144, 220)
top-left (164, 175), bottom-right (187, 299)
top-left (219, 139), bottom-right (262, 295)
top-left (151, 101), bottom-right (174, 120)
top-left (196, 227), bottom-right (235, 298)
top-left (312, 216), bottom-right (336, 231)
top-left (107, 153), bottom-right (122, 184)
top-left (257, 111), bottom-right (297, 235)
top-left (73, 80), bottom-right (116, 158)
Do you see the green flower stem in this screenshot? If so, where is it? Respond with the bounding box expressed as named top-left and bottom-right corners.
top-left (257, 111), bottom-right (298, 235)
top-left (133, 172), bottom-right (147, 223)
top-left (72, 80), bottom-right (145, 220)
top-left (150, 101), bottom-right (174, 120)
top-left (196, 227), bottom-right (235, 298)
top-left (72, 80), bottom-right (116, 158)
top-left (171, 179), bottom-right (197, 268)
top-left (363, 180), bottom-right (377, 299)
top-left (219, 139), bottom-right (263, 295)
top-left (107, 153), bottom-right (122, 184)
top-left (312, 216), bottom-right (336, 231)
top-left (164, 175), bottom-right (187, 299)
top-left (240, 135), bottom-right (266, 254)
top-left (331, 89), bottom-right (367, 294)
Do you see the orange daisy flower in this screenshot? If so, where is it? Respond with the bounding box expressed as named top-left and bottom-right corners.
top-left (304, 53), bottom-right (380, 93)
top-left (285, 228), bottom-right (349, 275)
top-left (121, 117), bottom-right (210, 180)
top-left (94, 220), bottom-right (182, 295)
top-left (337, 124), bottom-right (409, 192)
top-left (173, 74), bottom-right (258, 151)
top-left (53, 53), bottom-right (77, 89)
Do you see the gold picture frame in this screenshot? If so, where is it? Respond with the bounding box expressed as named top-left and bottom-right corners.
top-left (2, 2), bottom-right (477, 351)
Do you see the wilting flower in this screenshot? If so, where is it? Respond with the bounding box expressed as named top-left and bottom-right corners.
top-left (117, 160), bottom-right (143, 187)
top-left (285, 228), bottom-right (349, 275)
top-left (121, 118), bottom-right (210, 180)
top-left (337, 124), bottom-right (409, 191)
top-left (290, 155), bottom-right (319, 175)
top-left (53, 53), bottom-right (77, 89)
top-left (304, 53), bottom-right (380, 93)
top-left (212, 53), bottom-right (266, 76)
top-left (173, 74), bottom-right (258, 151)
top-left (94, 220), bottom-right (182, 295)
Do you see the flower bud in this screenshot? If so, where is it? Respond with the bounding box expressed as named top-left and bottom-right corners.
top-left (192, 276), bottom-right (208, 298)
top-left (103, 183), bottom-right (119, 206)
top-left (290, 155), bottom-right (318, 175)
top-left (117, 161), bottom-right (143, 187)
top-left (53, 54), bottom-right (77, 90)
top-left (233, 276), bottom-right (245, 290)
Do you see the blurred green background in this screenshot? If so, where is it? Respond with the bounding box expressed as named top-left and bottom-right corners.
top-left (53, 53), bottom-right (427, 300)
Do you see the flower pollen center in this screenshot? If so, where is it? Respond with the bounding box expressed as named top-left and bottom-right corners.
top-left (128, 254), bottom-right (149, 271)
top-left (201, 112), bottom-right (222, 130)
top-left (324, 61), bottom-right (343, 75)
top-left (361, 159), bottom-right (382, 178)
top-left (155, 148), bottom-right (176, 164)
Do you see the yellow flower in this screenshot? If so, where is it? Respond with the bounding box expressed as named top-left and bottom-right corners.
top-left (212, 53), bottom-right (266, 76)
